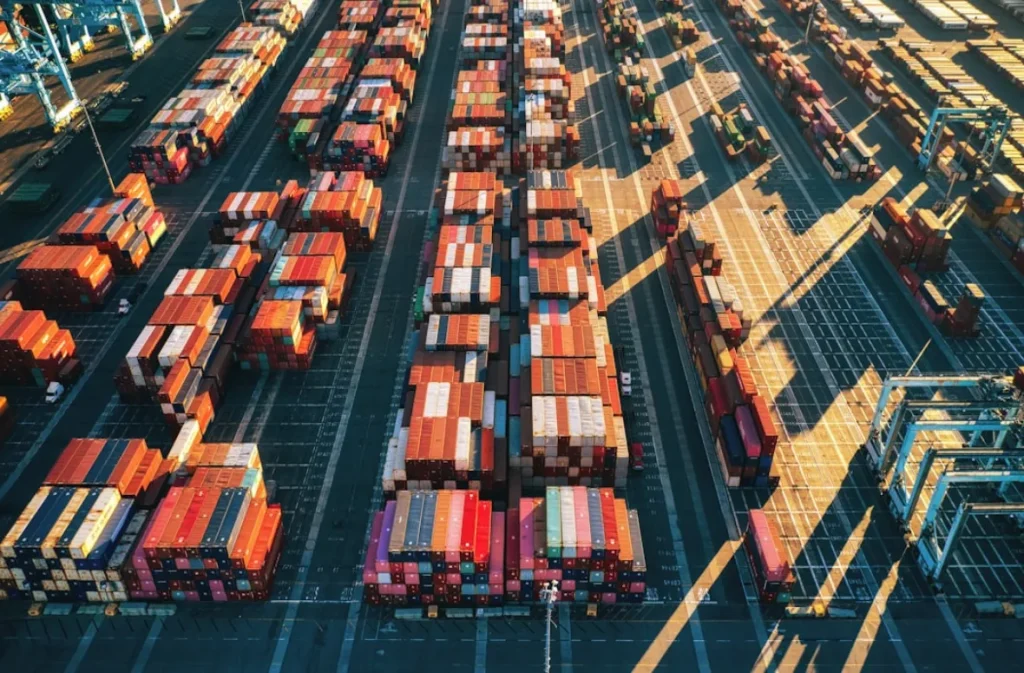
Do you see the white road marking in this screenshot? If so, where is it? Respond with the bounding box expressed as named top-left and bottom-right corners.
top-left (0, 0), bottom-right (344, 508)
top-left (569, 4), bottom-right (711, 672)
top-left (476, 617), bottom-right (489, 673)
top-left (272, 0), bottom-right (458, 670)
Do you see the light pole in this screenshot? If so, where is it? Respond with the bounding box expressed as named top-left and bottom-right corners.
top-left (80, 100), bottom-right (116, 195)
top-left (541, 580), bottom-right (559, 673)
top-left (238, 0), bottom-right (248, 22)
top-left (804, 3), bottom-right (822, 44)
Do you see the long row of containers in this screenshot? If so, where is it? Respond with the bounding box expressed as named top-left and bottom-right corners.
top-left (824, 0), bottom-right (904, 29)
top-left (599, 0), bottom-right (680, 148)
top-left (282, 0), bottom-right (435, 178)
top-left (0, 0), bottom-right (343, 605)
top-left (661, 195), bottom-right (779, 487)
top-left (0, 433), bottom-right (284, 602)
top-left (1, 173), bottom-right (158, 389)
top-left (716, 0), bottom-right (879, 180)
top-left (363, 485), bottom-right (646, 605)
top-left (16, 173), bottom-right (164, 313)
top-left (0, 301), bottom-right (79, 387)
top-left (909, 0), bottom-right (995, 30)
top-left (870, 198), bottom-right (984, 336)
top-left (129, 19), bottom-right (301, 185)
top-left (961, 173), bottom-right (1024, 273)
top-left (365, 0), bottom-right (647, 608)
top-left (872, 37), bottom-right (1024, 180)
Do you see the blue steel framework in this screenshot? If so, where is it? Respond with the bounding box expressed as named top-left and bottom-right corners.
top-left (868, 374), bottom-right (1024, 586)
top-left (0, 0), bottom-right (179, 129)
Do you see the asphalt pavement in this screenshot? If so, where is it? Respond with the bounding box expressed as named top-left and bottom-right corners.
top-left (0, 0), bottom-right (1023, 671)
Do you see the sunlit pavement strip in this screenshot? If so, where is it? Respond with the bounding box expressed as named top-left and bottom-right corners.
top-left (569, 2), bottom-right (711, 670)
top-left (632, 543), bottom-right (736, 673)
top-left (574, 0), bottom-right (776, 663)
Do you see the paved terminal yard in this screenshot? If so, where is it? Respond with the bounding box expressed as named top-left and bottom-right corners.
top-left (0, 0), bottom-right (1023, 670)
top-left (0, 0), bottom-right (228, 198)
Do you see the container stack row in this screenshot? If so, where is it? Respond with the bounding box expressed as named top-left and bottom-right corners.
top-left (294, 169), bottom-right (383, 251)
top-left (878, 38), bottom-right (1024, 180)
top-left (237, 229), bottom-right (352, 370)
top-left (382, 172), bottom-right (509, 495)
top-left (116, 241), bottom-right (263, 432)
top-left (650, 179), bottom-right (687, 238)
top-left (329, 0), bottom-right (434, 175)
top-left (505, 487), bottom-right (646, 603)
top-left (908, 0), bottom-right (995, 30)
top-left (365, 0), bottom-right (651, 610)
top-left (248, 0), bottom-right (316, 36)
top-left (444, 0), bottom-right (513, 174)
top-left (279, 30), bottom-right (360, 154)
top-left (663, 217), bottom-right (777, 488)
top-left (601, 0), bottom-right (679, 148)
top-left (363, 490), bottom-right (505, 606)
top-left (0, 301), bottom-right (79, 387)
top-left (51, 176), bottom-right (163, 275)
top-left (514, 0), bottom-right (579, 169)
top-left (130, 25), bottom-right (290, 184)
top-left (824, 0), bottom-right (903, 29)
top-left (0, 438), bottom-right (166, 601)
top-left (718, 0), bottom-right (879, 181)
top-left (870, 198), bottom-right (984, 337)
top-left (16, 174), bottom-right (163, 312)
top-left (124, 436), bottom-right (284, 602)
top-left (380, 1), bottom-right (507, 500)
top-left (962, 174), bottom-right (1024, 273)
top-left (514, 170), bottom-right (630, 490)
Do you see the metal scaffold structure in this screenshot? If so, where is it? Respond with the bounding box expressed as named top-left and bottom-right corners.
top-left (866, 374), bottom-right (1024, 587)
top-left (0, 4), bottom-right (81, 129)
top-left (0, 0), bottom-right (177, 128)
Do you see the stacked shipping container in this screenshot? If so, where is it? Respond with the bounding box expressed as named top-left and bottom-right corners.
top-left (363, 490), bottom-right (505, 606)
top-left (514, 0), bottom-right (579, 169)
top-left (716, 0), bottom-right (879, 181)
top-left (294, 170), bottom-right (383, 250)
top-left (743, 509), bottom-right (795, 604)
top-left (664, 220), bottom-right (780, 488)
top-left (514, 170), bottom-right (631, 489)
top-left (0, 301), bottom-right (78, 386)
top-left (962, 174), bottom-right (1024, 272)
top-left (130, 25), bottom-right (290, 184)
top-left (871, 198), bottom-right (984, 336)
top-left (600, 0), bottom-right (677, 147)
top-left (123, 438), bottom-right (284, 602)
top-left (16, 173), bottom-right (164, 311)
top-left (279, 31), bottom-right (358, 151)
top-left (505, 487), bottom-right (646, 603)
top-left (0, 437), bottom-right (167, 601)
top-left (382, 172), bottom-right (507, 494)
top-left (237, 230), bottom-right (351, 369)
top-left (249, 0), bottom-right (317, 36)
top-left (116, 242), bottom-right (262, 430)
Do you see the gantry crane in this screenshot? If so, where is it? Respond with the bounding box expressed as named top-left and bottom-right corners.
top-left (866, 373), bottom-right (1024, 587)
top-left (0, 0), bottom-right (178, 129)
top-left (917, 105), bottom-right (1011, 174)
top-left (0, 4), bottom-right (81, 129)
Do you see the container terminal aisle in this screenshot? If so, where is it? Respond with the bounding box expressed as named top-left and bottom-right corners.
top-left (0, 0), bottom-right (228, 201)
top-left (0, 0), bottom-right (1022, 671)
